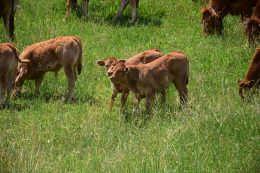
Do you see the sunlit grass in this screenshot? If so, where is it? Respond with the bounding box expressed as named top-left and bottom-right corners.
top-left (0, 0), bottom-right (259, 172)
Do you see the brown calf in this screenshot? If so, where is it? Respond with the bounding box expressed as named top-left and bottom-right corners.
top-left (65, 0), bottom-right (139, 22)
top-left (0, 43), bottom-right (28, 107)
top-left (201, 0), bottom-right (257, 35)
top-left (14, 36), bottom-right (83, 101)
top-left (109, 51), bottom-right (189, 115)
top-left (244, 0), bottom-right (260, 46)
top-left (238, 48), bottom-right (260, 99)
top-left (0, 0), bottom-right (17, 42)
top-left (96, 49), bottom-right (163, 111)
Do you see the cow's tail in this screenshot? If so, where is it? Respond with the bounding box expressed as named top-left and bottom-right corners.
top-left (73, 36), bottom-right (83, 75)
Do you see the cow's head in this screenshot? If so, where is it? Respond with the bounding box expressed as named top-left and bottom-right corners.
top-left (201, 7), bottom-right (221, 35)
top-left (13, 59), bottom-right (31, 97)
top-left (109, 60), bottom-right (128, 83)
top-left (244, 18), bottom-right (260, 45)
top-left (96, 57), bottom-right (118, 77)
top-left (238, 79), bottom-right (255, 99)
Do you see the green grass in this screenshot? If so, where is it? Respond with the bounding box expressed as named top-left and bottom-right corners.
top-left (0, 0), bottom-right (259, 172)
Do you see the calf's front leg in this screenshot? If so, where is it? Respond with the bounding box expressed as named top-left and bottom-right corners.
top-left (120, 89), bottom-right (129, 113)
top-left (110, 89), bottom-right (118, 111)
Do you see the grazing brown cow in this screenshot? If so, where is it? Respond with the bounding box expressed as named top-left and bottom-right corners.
top-left (0, 0), bottom-right (17, 42)
top-left (96, 49), bottom-right (163, 112)
top-left (244, 0), bottom-right (260, 46)
top-left (201, 0), bottom-right (257, 35)
top-left (65, 0), bottom-right (139, 22)
top-left (0, 43), bottom-right (28, 107)
top-left (109, 51), bottom-right (189, 115)
top-left (14, 36), bottom-right (83, 101)
top-left (238, 48), bottom-right (260, 99)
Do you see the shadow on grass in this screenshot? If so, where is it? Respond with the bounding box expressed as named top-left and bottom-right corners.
top-left (6, 91), bottom-right (100, 110)
top-left (120, 103), bottom-right (184, 127)
top-left (71, 5), bottom-right (165, 27)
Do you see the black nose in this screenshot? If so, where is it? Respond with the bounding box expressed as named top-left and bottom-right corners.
top-left (108, 72), bottom-right (112, 76)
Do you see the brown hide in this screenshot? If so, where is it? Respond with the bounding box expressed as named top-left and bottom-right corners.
top-left (0, 43), bottom-right (21, 106)
top-left (0, 0), bottom-right (17, 42)
top-left (238, 48), bottom-right (260, 99)
top-left (110, 51), bottom-right (189, 115)
top-left (201, 0), bottom-right (257, 35)
top-left (96, 49), bottom-right (163, 112)
top-left (65, 0), bottom-right (139, 22)
top-left (14, 36), bottom-right (83, 101)
top-left (244, 0), bottom-right (260, 46)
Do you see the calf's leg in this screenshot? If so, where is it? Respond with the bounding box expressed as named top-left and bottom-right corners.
top-left (82, 0), bottom-right (90, 19)
top-left (64, 66), bottom-right (76, 101)
top-left (0, 80), bottom-right (6, 107)
top-left (130, 0), bottom-right (138, 22)
top-left (173, 79), bottom-right (188, 107)
top-left (3, 13), bottom-right (12, 42)
top-left (120, 90), bottom-right (129, 112)
top-left (110, 89), bottom-right (118, 111)
top-left (34, 75), bottom-right (44, 96)
top-left (113, 0), bottom-right (129, 23)
top-left (65, 0), bottom-right (73, 18)
top-left (145, 92), bottom-right (154, 116)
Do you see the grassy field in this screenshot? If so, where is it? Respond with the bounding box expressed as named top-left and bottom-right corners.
top-left (0, 0), bottom-right (259, 172)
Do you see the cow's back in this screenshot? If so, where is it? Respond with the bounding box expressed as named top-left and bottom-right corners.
top-left (126, 49), bottom-right (162, 65)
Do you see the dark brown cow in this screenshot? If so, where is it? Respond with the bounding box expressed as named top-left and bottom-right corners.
top-left (14, 36), bottom-right (83, 101)
top-left (244, 0), bottom-right (260, 46)
top-left (0, 43), bottom-right (28, 107)
top-left (201, 0), bottom-right (257, 35)
top-left (96, 49), bottom-right (163, 112)
top-left (238, 48), bottom-right (260, 99)
top-left (109, 51), bottom-right (189, 115)
top-left (0, 0), bottom-right (17, 42)
top-left (65, 0), bottom-right (139, 22)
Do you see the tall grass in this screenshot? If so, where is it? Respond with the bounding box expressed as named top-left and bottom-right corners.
top-left (0, 0), bottom-right (259, 172)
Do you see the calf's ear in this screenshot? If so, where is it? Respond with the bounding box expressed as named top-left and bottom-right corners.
top-left (96, 60), bottom-right (105, 66)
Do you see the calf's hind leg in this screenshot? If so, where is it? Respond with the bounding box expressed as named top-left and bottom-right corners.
top-left (0, 80), bottom-right (7, 107)
top-left (64, 66), bottom-right (76, 101)
top-left (173, 78), bottom-right (188, 107)
top-left (113, 0), bottom-right (129, 23)
top-left (34, 75), bottom-right (44, 96)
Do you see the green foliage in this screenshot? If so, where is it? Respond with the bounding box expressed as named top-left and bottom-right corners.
top-left (0, 0), bottom-right (259, 172)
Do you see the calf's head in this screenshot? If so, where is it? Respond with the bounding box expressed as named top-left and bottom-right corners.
top-left (201, 7), bottom-right (221, 35)
top-left (238, 79), bottom-right (255, 99)
top-left (109, 60), bottom-right (128, 83)
top-left (96, 57), bottom-right (118, 76)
